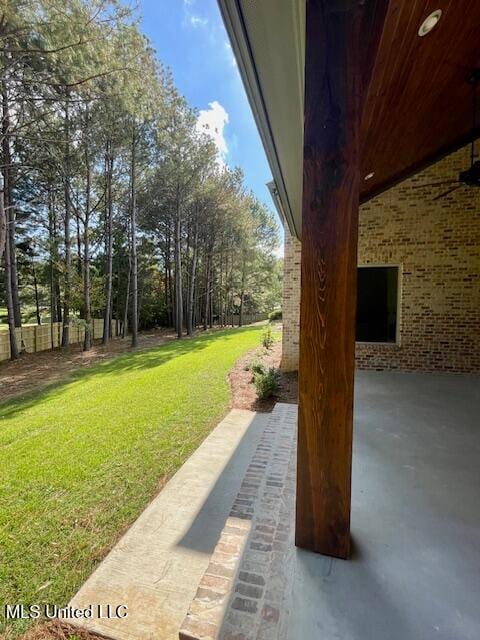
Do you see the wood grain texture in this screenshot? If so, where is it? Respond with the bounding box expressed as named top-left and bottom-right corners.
top-left (296, 0), bottom-right (388, 559)
top-left (360, 0), bottom-right (480, 200)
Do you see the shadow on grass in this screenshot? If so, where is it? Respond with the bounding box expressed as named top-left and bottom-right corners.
top-left (0, 326), bottom-right (261, 422)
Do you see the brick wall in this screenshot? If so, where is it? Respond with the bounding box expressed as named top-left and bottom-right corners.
top-left (281, 232), bottom-right (302, 372)
top-left (281, 145), bottom-right (480, 373)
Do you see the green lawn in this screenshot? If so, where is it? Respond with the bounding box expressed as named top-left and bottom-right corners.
top-left (0, 325), bottom-right (265, 636)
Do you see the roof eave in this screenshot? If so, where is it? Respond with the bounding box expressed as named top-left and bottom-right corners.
top-left (217, 0), bottom-right (301, 238)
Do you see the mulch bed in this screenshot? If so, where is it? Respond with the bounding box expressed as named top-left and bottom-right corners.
top-left (228, 340), bottom-right (298, 412)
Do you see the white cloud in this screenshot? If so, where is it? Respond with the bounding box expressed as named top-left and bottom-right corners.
top-left (183, 0), bottom-right (208, 29)
top-left (224, 41), bottom-right (237, 67)
top-left (196, 101), bottom-right (229, 167)
top-left (188, 14), bottom-right (208, 28)
top-left (274, 243), bottom-right (284, 259)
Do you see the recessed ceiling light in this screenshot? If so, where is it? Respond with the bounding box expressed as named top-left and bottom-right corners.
top-left (418, 10), bottom-right (442, 37)
top-left (365, 172), bottom-right (375, 181)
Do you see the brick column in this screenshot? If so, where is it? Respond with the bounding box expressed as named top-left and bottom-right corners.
top-left (281, 232), bottom-right (301, 372)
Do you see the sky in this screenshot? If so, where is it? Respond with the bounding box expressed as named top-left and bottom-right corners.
top-left (138, 0), bottom-right (283, 250)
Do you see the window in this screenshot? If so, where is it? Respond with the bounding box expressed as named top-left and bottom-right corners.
top-left (356, 266), bottom-right (399, 343)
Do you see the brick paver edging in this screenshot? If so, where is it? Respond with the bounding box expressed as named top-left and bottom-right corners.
top-left (179, 403), bottom-right (298, 640)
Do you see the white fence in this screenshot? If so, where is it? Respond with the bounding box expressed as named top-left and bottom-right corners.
top-left (0, 319), bottom-right (118, 362)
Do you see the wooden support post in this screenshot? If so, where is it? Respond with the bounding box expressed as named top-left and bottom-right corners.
top-left (296, 0), bottom-right (387, 559)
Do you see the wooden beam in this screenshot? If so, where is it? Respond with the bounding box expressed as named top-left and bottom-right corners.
top-left (359, 0), bottom-right (480, 205)
top-left (296, 0), bottom-right (388, 559)
top-left (361, 128), bottom-right (480, 204)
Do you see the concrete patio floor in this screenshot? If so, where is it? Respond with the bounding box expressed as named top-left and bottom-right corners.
top-left (68, 371), bottom-right (480, 640)
top-left (288, 371), bottom-right (480, 640)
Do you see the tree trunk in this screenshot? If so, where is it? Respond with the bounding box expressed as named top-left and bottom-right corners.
top-left (55, 282), bottom-right (62, 322)
top-left (8, 209), bottom-right (20, 327)
top-left (48, 186), bottom-right (56, 348)
top-left (83, 141), bottom-right (92, 351)
top-left (163, 246), bottom-right (170, 326)
top-left (83, 222), bottom-right (91, 350)
top-left (239, 251), bottom-right (247, 327)
top-left (186, 213), bottom-right (198, 335)
top-left (210, 284), bottom-right (214, 329)
top-left (0, 186), bottom-right (5, 262)
top-left (49, 223), bottom-right (55, 348)
top-left (75, 211), bottom-right (82, 278)
top-left (103, 140), bottom-right (114, 344)
top-left (239, 292), bottom-right (244, 327)
top-left (50, 263), bottom-right (55, 350)
top-left (114, 255), bottom-right (121, 338)
top-left (167, 231), bottom-right (174, 327)
top-left (130, 128), bottom-right (138, 348)
top-left (49, 198), bottom-right (62, 323)
top-left (203, 252), bottom-right (211, 331)
top-left (193, 275), bottom-right (199, 330)
top-left (122, 260), bottom-right (131, 339)
top-left (32, 258), bottom-right (41, 325)
top-left (138, 272), bottom-right (144, 330)
top-left (174, 190), bottom-right (183, 339)
top-left (62, 95), bottom-right (71, 347)
top-left (219, 251), bottom-right (228, 327)
top-left (3, 203), bottom-right (18, 359)
top-left (2, 77), bottom-right (21, 328)
top-left (48, 193), bottom-right (62, 323)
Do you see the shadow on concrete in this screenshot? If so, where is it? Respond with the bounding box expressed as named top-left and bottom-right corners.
top-left (174, 410), bottom-right (265, 555)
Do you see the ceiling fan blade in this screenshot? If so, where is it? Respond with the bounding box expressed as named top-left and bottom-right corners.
top-left (411, 180), bottom-right (459, 189)
top-left (432, 184), bottom-right (463, 201)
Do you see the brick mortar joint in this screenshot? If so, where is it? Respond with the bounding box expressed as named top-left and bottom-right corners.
top-left (179, 405), bottom-right (299, 640)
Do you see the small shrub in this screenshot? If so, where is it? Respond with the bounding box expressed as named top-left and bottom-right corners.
top-left (268, 309), bottom-right (282, 321)
top-left (250, 361), bottom-right (267, 378)
top-left (254, 367), bottom-right (280, 400)
top-left (262, 326), bottom-right (274, 350)
top-left (245, 357), bottom-right (265, 373)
